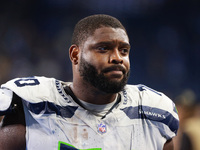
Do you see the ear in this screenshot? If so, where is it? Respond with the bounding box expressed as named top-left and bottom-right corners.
top-left (69, 44), bottom-right (80, 65)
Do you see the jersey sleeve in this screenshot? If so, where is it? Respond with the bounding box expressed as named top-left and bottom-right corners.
top-left (159, 93), bottom-right (179, 139)
top-left (137, 85), bottom-right (179, 140)
top-left (0, 88), bottom-right (13, 115)
top-left (0, 76), bottom-right (57, 104)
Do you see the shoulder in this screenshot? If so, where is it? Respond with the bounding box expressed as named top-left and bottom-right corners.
top-left (125, 84), bottom-right (164, 100)
top-left (122, 84), bottom-right (179, 136)
top-left (2, 76), bottom-right (56, 88)
top-left (1, 76), bottom-right (63, 104)
top-left (124, 84), bottom-right (176, 111)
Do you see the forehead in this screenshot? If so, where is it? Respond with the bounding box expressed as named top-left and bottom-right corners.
top-left (83, 27), bottom-right (129, 46)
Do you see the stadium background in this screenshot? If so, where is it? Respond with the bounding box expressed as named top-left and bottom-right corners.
top-left (0, 0), bottom-right (199, 103)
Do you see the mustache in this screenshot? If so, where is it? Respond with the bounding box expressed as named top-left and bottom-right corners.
top-left (102, 65), bottom-right (127, 74)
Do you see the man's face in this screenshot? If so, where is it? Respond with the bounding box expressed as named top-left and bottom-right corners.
top-left (78, 27), bottom-right (130, 93)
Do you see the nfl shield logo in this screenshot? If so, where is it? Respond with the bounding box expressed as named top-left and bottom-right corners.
top-left (98, 123), bottom-right (107, 134)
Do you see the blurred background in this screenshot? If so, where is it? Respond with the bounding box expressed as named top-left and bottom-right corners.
top-left (0, 0), bottom-right (199, 100)
top-left (0, 0), bottom-right (199, 99)
top-left (0, 0), bottom-right (200, 149)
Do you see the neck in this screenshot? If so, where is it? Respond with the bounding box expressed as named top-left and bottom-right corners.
top-left (70, 80), bottom-right (117, 105)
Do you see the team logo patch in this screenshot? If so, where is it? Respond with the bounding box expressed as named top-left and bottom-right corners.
top-left (97, 123), bottom-right (107, 134)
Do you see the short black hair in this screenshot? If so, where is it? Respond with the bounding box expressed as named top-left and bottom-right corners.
top-left (71, 14), bottom-right (127, 46)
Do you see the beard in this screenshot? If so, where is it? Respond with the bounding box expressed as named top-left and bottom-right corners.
top-left (79, 56), bottom-right (130, 93)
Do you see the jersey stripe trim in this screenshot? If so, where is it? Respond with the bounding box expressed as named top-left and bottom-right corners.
top-left (25, 101), bottom-right (78, 118)
top-left (121, 105), bottom-right (179, 134)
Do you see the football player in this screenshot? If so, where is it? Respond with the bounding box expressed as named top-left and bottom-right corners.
top-left (0, 14), bottom-right (179, 150)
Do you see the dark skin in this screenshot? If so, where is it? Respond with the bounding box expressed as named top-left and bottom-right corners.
top-left (0, 94), bottom-right (26, 150)
top-left (0, 26), bottom-right (174, 150)
top-left (69, 27), bottom-right (130, 104)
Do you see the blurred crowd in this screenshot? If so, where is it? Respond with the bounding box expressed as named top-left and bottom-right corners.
top-left (0, 0), bottom-right (199, 149)
top-left (174, 89), bottom-right (200, 150)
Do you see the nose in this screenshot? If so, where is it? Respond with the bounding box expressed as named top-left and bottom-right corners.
top-left (109, 49), bottom-right (123, 64)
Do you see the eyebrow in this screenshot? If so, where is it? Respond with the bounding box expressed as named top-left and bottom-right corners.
top-left (119, 42), bottom-right (131, 49)
top-left (93, 41), bottom-right (131, 48)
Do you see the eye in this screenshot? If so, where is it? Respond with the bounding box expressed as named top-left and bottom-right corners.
top-left (97, 46), bottom-right (109, 52)
top-left (120, 48), bottom-right (129, 55)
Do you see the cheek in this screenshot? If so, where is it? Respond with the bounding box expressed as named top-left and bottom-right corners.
top-left (83, 54), bottom-right (107, 71)
top-left (123, 57), bottom-right (130, 69)
top-left (94, 58), bottom-right (107, 70)
top-left (94, 57), bottom-right (110, 74)
top-left (88, 54), bottom-right (108, 65)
